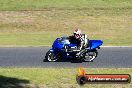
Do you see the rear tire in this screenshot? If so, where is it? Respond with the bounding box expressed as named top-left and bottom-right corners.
top-left (83, 50), bottom-right (98, 62)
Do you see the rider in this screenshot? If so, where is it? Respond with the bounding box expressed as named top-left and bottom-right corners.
top-left (69, 27), bottom-right (88, 57)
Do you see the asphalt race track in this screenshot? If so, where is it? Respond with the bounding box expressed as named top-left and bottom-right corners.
top-left (0, 47), bottom-right (132, 68)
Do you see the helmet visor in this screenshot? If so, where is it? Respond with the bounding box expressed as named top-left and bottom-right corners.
top-left (74, 34), bottom-right (80, 38)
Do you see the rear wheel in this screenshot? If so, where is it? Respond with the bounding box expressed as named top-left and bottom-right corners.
top-left (84, 50), bottom-right (98, 62)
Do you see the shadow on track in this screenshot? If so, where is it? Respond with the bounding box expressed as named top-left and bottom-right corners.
top-left (0, 75), bottom-right (30, 88)
top-left (43, 58), bottom-right (91, 63)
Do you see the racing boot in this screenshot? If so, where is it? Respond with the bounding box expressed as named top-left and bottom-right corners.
top-left (76, 49), bottom-right (86, 58)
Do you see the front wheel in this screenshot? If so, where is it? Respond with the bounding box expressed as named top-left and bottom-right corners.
top-left (83, 50), bottom-right (98, 62)
top-left (44, 51), bottom-right (58, 62)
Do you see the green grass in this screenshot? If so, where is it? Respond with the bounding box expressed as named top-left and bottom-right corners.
top-left (0, 0), bottom-right (131, 46)
top-left (0, 33), bottom-right (54, 46)
top-left (0, 68), bottom-right (132, 88)
top-left (0, 0), bottom-right (132, 10)
top-left (0, 11), bottom-right (131, 46)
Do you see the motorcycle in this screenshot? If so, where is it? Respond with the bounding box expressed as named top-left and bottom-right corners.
top-left (44, 36), bottom-right (103, 62)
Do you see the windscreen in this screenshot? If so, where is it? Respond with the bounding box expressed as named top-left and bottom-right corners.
top-left (58, 37), bottom-right (70, 44)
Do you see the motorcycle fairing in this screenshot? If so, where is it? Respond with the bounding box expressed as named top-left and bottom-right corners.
top-left (89, 40), bottom-right (103, 50)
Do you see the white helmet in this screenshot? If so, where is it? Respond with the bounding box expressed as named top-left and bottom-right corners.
top-left (73, 28), bottom-right (82, 39)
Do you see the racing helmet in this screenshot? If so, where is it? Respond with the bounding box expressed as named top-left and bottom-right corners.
top-left (73, 28), bottom-right (82, 39)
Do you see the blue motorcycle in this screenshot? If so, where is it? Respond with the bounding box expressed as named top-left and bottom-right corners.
top-left (44, 36), bottom-right (103, 62)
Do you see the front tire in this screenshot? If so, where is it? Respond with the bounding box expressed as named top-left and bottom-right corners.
top-left (44, 51), bottom-right (58, 62)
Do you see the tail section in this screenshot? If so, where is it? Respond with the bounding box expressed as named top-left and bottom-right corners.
top-left (89, 40), bottom-right (103, 50)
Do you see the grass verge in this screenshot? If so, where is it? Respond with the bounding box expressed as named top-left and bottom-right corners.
top-left (0, 0), bottom-right (131, 46)
top-left (0, 0), bottom-right (132, 11)
top-left (0, 10), bottom-right (131, 46)
top-left (0, 68), bottom-right (132, 88)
